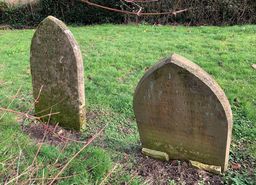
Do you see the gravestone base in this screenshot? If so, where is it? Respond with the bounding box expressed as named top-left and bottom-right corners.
top-left (142, 148), bottom-right (222, 174)
top-left (142, 148), bottom-right (169, 161)
top-left (190, 160), bottom-right (222, 174)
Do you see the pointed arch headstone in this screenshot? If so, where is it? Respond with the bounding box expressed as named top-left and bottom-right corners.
top-left (30, 16), bottom-right (86, 130)
top-left (133, 54), bottom-right (232, 172)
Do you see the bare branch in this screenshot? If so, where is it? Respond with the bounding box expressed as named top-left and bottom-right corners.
top-left (80, 0), bottom-right (190, 16)
top-left (0, 86), bottom-right (22, 120)
top-left (99, 163), bottom-right (118, 185)
top-left (0, 107), bottom-right (59, 121)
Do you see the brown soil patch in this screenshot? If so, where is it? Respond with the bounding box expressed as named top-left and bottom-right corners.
top-left (131, 153), bottom-right (223, 185)
top-left (21, 109), bottom-right (106, 146)
top-left (22, 122), bottom-right (81, 146)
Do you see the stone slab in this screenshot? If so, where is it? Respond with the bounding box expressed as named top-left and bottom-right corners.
top-left (142, 148), bottom-right (169, 161)
top-left (30, 16), bottom-right (85, 130)
top-left (133, 54), bottom-right (233, 172)
top-left (190, 160), bottom-right (222, 174)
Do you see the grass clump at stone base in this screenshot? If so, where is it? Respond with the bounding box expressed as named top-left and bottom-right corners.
top-left (0, 24), bottom-right (255, 184)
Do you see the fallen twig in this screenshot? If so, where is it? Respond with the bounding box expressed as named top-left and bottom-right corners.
top-left (48, 124), bottom-right (107, 185)
top-left (15, 147), bottom-right (23, 184)
top-left (31, 109), bottom-right (53, 166)
top-left (0, 107), bottom-right (37, 119)
top-left (0, 86), bottom-right (22, 120)
top-left (99, 163), bottom-right (118, 185)
top-left (0, 107), bottom-right (59, 121)
top-left (11, 110), bottom-right (52, 185)
top-left (31, 173), bottom-right (80, 181)
top-left (5, 166), bottom-right (33, 185)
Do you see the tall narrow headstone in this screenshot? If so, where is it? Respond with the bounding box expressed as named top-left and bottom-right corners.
top-left (30, 16), bottom-right (85, 130)
top-left (134, 54), bottom-right (233, 172)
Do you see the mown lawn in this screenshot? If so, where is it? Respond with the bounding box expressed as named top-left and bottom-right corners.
top-left (0, 24), bottom-right (255, 184)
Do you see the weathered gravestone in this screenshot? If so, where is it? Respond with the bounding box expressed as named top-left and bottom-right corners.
top-left (134, 54), bottom-right (233, 172)
top-left (30, 16), bottom-right (85, 130)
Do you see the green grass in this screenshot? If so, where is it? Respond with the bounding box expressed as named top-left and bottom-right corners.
top-left (0, 24), bottom-right (256, 184)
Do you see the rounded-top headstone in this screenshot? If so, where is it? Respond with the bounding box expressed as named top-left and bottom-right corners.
top-left (30, 16), bottom-right (85, 130)
top-left (133, 54), bottom-right (233, 172)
